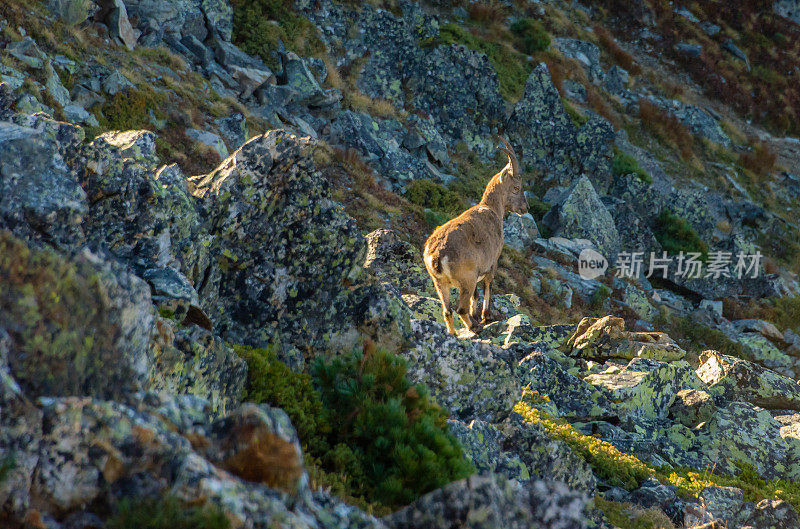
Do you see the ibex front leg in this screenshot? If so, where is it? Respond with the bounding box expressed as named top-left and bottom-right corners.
top-left (481, 272), bottom-right (494, 324)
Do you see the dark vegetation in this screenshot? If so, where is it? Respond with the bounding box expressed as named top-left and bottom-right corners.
top-left (653, 210), bottom-right (709, 260)
top-left (107, 496), bottom-right (229, 529)
top-left (236, 342), bottom-right (474, 511)
top-left (230, 0), bottom-right (323, 70)
top-left (510, 18), bottom-right (552, 54)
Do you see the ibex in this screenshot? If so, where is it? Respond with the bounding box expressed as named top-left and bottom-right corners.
top-left (423, 138), bottom-right (528, 335)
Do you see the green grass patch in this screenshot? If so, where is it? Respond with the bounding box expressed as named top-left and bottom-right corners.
top-left (514, 390), bottom-right (652, 489)
top-left (563, 99), bottom-right (589, 128)
top-left (516, 390), bottom-right (800, 515)
top-left (425, 23), bottom-right (531, 101)
top-left (510, 18), bottom-right (551, 54)
top-left (612, 147), bottom-right (651, 184)
top-left (237, 344), bottom-right (473, 509)
top-left (653, 210), bottom-right (708, 261)
top-left (107, 496), bottom-right (229, 529)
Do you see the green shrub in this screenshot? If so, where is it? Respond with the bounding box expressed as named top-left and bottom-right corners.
top-left (311, 348), bottom-right (474, 506)
top-left (405, 179), bottom-right (465, 216)
top-left (653, 210), bottom-right (708, 260)
top-left (98, 87), bottom-right (167, 132)
top-left (509, 18), bottom-right (551, 54)
top-left (237, 344), bottom-right (473, 509)
top-left (611, 147), bottom-right (652, 184)
top-left (427, 23), bottom-right (531, 101)
top-left (230, 0), bottom-right (323, 70)
top-left (234, 344), bottom-right (331, 455)
top-left (107, 496), bottom-right (229, 529)
top-left (772, 296), bottom-right (800, 333)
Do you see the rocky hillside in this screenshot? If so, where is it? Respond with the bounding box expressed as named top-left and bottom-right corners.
top-left (1, 0), bottom-right (800, 527)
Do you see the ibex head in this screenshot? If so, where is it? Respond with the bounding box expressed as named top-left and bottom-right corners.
top-left (498, 137), bottom-right (528, 216)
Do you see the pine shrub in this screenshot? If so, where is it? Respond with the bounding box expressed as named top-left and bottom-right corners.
top-left (311, 346), bottom-right (474, 506)
top-left (237, 343), bottom-right (474, 508)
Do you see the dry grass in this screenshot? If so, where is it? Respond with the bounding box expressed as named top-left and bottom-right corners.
top-left (587, 86), bottom-right (622, 130)
top-left (314, 144), bottom-right (431, 245)
top-left (467, 1), bottom-right (509, 25)
top-left (593, 25), bottom-right (642, 75)
top-left (322, 55), bottom-right (405, 121)
top-left (638, 99), bottom-right (695, 160)
top-left (738, 141), bottom-right (777, 179)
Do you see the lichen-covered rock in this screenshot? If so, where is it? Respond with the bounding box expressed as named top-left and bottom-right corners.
top-left (447, 419), bottom-right (529, 482)
top-left (697, 351), bottom-right (800, 410)
top-left (669, 388), bottom-right (716, 427)
top-left (552, 39), bottom-right (603, 83)
top-left (690, 401), bottom-right (800, 481)
top-left (629, 478), bottom-right (685, 525)
top-left (503, 213), bottom-right (540, 252)
top-left (517, 351), bottom-right (613, 419)
top-left (147, 317), bottom-right (245, 416)
top-left (96, 130), bottom-right (159, 169)
top-left (402, 294), bottom-right (446, 326)
top-left (365, 229), bottom-right (435, 296)
top-left (691, 486), bottom-right (753, 527)
top-left (191, 130), bottom-right (409, 358)
top-left (565, 316), bottom-right (685, 362)
top-left (506, 65), bottom-right (612, 189)
top-left (742, 499), bottom-right (800, 529)
top-left (0, 121), bottom-right (87, 248)
top-left (0, 232), bottom-right (154, 401)
top-left (383, 474), bottom-right (588, 529)
top-left (584, 358), bottom-right (706, 420)
top-left (542, 176), bottom-right (621, 259)
top-left (733, 319), bottom-right (786, 343)
top-left (82, 135), bottom-right (204, 270)
top-left (503, 415), bottom-right (597, 493)
top-left (329, 110), bottom-right (440, 186)
top-left (403, 319), bottom-right (519, 422)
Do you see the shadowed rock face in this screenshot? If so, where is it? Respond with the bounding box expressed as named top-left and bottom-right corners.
top-left (190, 131), bottom-right (411, 362)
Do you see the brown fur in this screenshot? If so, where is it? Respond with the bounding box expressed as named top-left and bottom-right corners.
top-left (423, 139), bottom-right (528, 334)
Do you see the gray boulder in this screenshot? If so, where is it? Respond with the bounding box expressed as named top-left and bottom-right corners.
top-left (191, 131), bottom-right (411, 359)
top-left (0, 232), bottom-right (154, 401)
top-left (542, 175), bottom-right (621, 259)
top-left (553, 38), bottom-right (603, 82)
top-left (384, 474), bottom-right (588, 529)
top-left (403, 319), bottom-right (519, 422)
top-left (0, 121), bottom-right (87, 248)
top-left (503, 214), bottom-right (539, 252)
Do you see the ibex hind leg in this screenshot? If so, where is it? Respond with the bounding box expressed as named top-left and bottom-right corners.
top-left (455, 280), bottom-right (482, 334)
top-left (432, 277), bottom-right (456, 335)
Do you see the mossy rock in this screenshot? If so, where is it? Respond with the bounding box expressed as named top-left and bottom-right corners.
top-left (0, 231), bottom-right (154, 400)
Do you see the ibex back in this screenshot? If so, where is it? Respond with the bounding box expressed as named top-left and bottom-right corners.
top-left (423, 138), bottom-right (528, 335)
